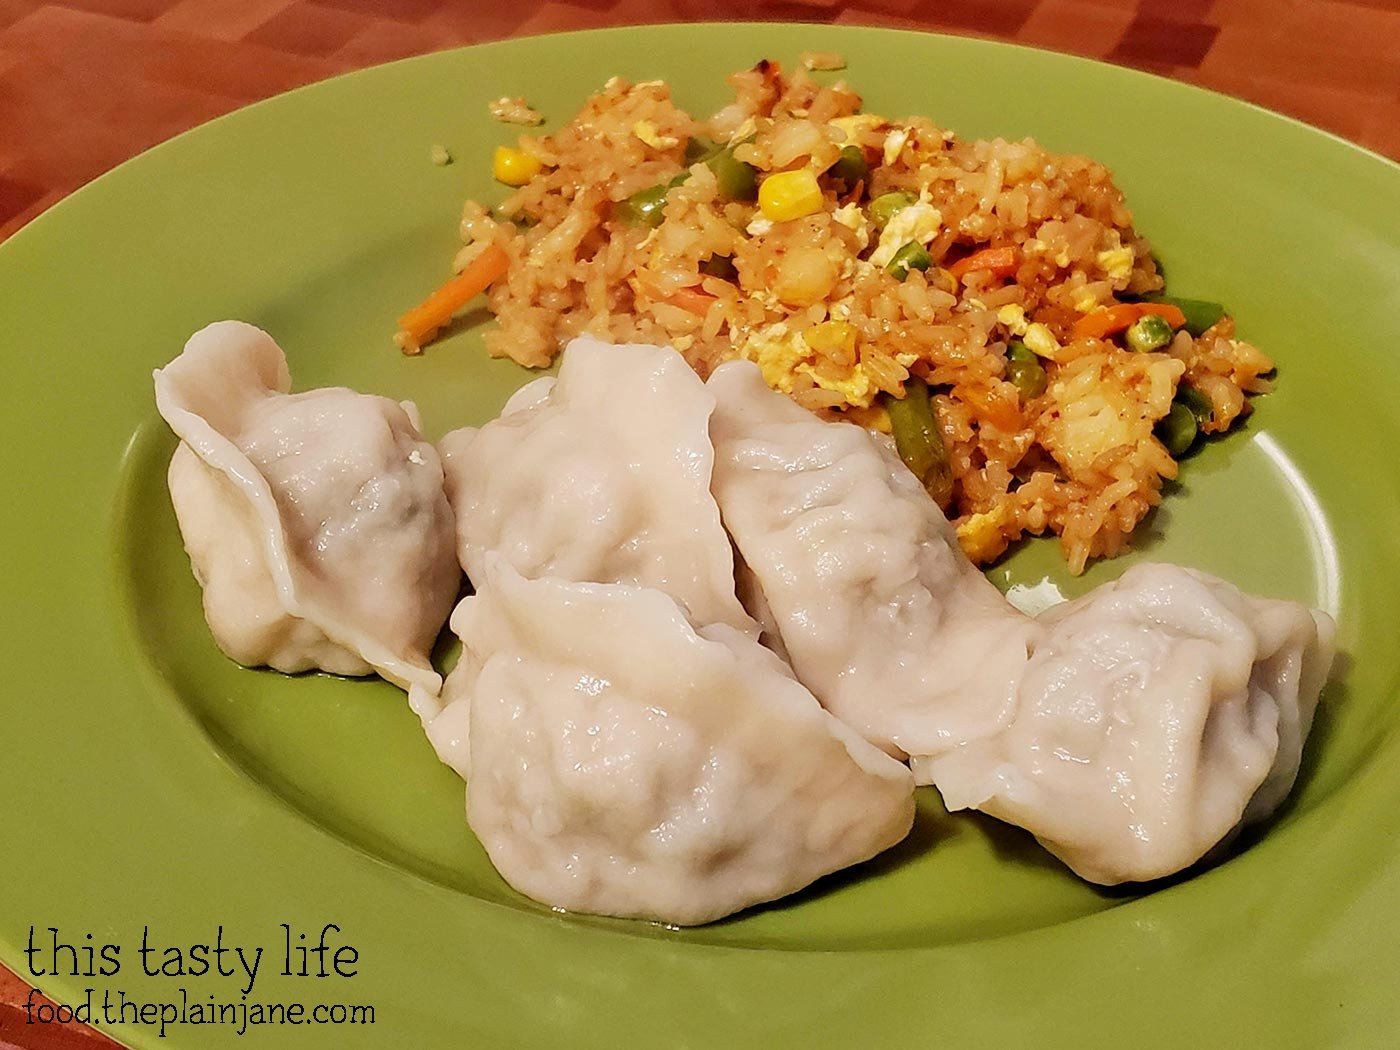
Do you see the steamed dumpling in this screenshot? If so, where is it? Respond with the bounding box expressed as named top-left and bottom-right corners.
top-left (707, 359), bottom-right (1335, 885)
top-left (921, 565), bottom-right (1336, 884)
top-left (154, 321), bottom-right (460, 694)
top-left (439, 337), bottom-right (755, 636)
top-left (707, 359), bottom-right (1036, 759)
top-left (429, 555), bottom-right (915, 925)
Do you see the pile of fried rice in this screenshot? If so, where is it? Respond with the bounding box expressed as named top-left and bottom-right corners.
top-left (416, 59), bottom-right (1275, 573)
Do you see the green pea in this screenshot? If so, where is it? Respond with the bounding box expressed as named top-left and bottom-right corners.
top-left (1175, 384), bottom-right (1215, 427)
top-left (1005, 340), bottom-right (1047, 400)
top-left (1125, 312), bottom-right (1174, 352)
top-left (827, 145), bottom-right (869, 189)
top-left (887, 242), bottom-right (932, 282)
top-left (699, 254), bottom-right (737, 280)
top-left (868, 191), bottom-right (917, 231)
top-left (706, 147), bottom-right (758, 201)
top-left (1140, 294), bottom-right (1226, 337)
top-left (885, 376), bottom-right (954, 508)
top-left (1155, 402), bottom-right (1198, 456)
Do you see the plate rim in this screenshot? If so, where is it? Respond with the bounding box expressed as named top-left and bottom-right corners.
top-left (3, 21), bottom-right (1399, 1050)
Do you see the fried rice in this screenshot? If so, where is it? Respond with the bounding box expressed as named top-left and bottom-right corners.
top-left (408, 59), bottom-right (1274, 574)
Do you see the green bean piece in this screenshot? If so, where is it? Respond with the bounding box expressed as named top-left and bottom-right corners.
top-left (1155, 402), bottom-right (1198, 456)
top-left (885, 376), bottom-right (954, 508)
top-left (827, 145), bottom-right (870, 189)
top-left (684, 136), bottom-right (718, 165)
top-left (1141, 294), bottom-right (1227, 337)
top-left (706, 147), bottom-right (759, 201)
top-left (1125, 312), bottom-right (1174, 352)
top-left (616, 173), bottom-right (689, 227)
top-left (1175, 384), bottom-right (1215, 427)
top-left (868, 190), bottom-right (918, 231)
top-left (699, 254), bottom-right (738, 280)
top-left (1005, 340), bottom-right (1047, 400)
top-left (887, 242), bottom-right (932, 282)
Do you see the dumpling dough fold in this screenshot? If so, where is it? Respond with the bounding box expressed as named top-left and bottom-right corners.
top-left (707, 359), bottom-right (1036, 760)
top-left (438, 336), bottom-right (756, 638)
top-left (707, 359), bottom-right (1335, 885)
top-left (428, 555), bottom-right (915, 925)
top-left (154, 321), bottom-right (460, 695)
top-left (920, 564), bottom-right (1336, 884)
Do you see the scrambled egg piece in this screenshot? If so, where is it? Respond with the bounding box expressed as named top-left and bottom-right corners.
top-left (1071, 286), bottom-right (1102, 313)
top-left (831, 202), bottom-right (871, 251)
top-left (746, 214), bottom-right (775, 237)
top-left (740, 323), bottom-right (806, 389)
top-left (869, 192), bottom-right (942, 268)
top-left (882, 127), bottom-right (911, 166)
top-left (800, 363), bottom-right (881, 406)
top-left (1022, 323), bottom-right (1061, 360)
top-left (632, 121), bottom-right (679, 149)
top-left (956, 504), bottom-right (1013, 563)
top-left (738, 323), bottom-right (882, 407)
top-left (997, 304), bottom-right (1031, 336)
top-left (831, 114), bottom-right (885, 141)
top-left (1097, 245), bottom-right (1134, 284)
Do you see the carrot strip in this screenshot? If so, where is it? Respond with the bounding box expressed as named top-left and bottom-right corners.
top-left (397, 243), bottom-right (510, 346)
top-left (633, 269), bottom-right (717, 316)
top-left (664, 286), bottom-right (718, 316)
top-left (961, 385), bottom-right (1022, 432)
top-left (1140, 302), bottom-right (1188, 329)
top-left (948, 245), bottom-right (1019, 281)
top-left (1072, 303), bottom-right (1142, 340)
top-left (1072, 301), bottom-right (1187, 341)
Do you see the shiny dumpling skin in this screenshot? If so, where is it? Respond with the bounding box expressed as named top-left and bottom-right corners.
top-left (919, 564), bottom-right (1336, 885)
top-left (706, 361), bottom-right (1335, 884)
top-left (154, 321), bottom-right (460, 694)
top-left (439, 337), bottom-right (755, 637)
top-left (430, 555), bottom-right (915, 926)
top-left (706, 360), bottom-right (1037, 760)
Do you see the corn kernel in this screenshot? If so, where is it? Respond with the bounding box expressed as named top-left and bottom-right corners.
top-left (1023, 322), bottom-right (1061, 359)
top-left (803, 320), bottom-right (859, 359)
top-left (758, 168), bottom-right (824, 222)
top-left (493, 145), bottom-right (542, 186)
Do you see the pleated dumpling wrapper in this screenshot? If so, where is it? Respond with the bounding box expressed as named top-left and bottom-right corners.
top-left (437, 336), bottom-right (756, 638)
top-left (707, 359), bottom-right (1038, 761)
top-left (707, 359), bottom-right (1335, 885)
top-left (436, 554), bottom-right (915, 926)
top-left (921, 564), bottom-right (1336, 885)
top-left (154, 321), bottom-right (460, 695)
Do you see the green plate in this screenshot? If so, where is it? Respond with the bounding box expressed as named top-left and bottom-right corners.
top-left (3, 23), bottom-right (1399, 1049)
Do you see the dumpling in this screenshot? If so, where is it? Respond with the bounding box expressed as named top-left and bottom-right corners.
top-left (921, 565), bottom-right (1335, 884)
top-left (154, 321), bottom-right (460, 695)
top-left (706, 359), bottom-right (1037, 759)
top-left (707, 360), bottom-right (1335, 885)
top-left (428, 555), bottom-right (915, 925)
top-left (439, 337), bottom-right (755, 636)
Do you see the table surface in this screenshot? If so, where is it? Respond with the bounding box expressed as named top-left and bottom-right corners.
top-left (2, 0), bottom-right (1398, 1046)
